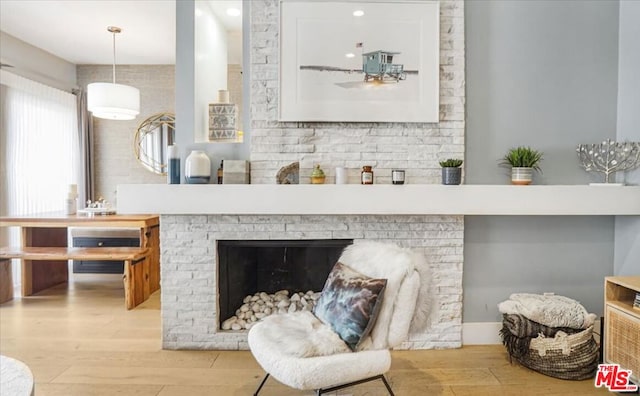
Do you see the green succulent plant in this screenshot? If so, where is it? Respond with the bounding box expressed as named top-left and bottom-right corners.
top-left (500, 146), bottom-right (543, 172)
top-left (439, 159), bottom-right (463, 168)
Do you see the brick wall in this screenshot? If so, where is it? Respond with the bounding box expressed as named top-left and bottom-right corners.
top-left (249, 0), bottom-right (465, 185)
top-left (77, 65), bottom-right (175, 204)
top-left (161, 214), bottom-right (464, 350)
top-left (160, 0), bottom-right (466, 351)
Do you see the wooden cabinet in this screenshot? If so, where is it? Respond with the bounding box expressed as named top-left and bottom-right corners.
top-left (73, 237), bottom-right (139, 274)
top-left (604, 276), bottom-right (640, 384)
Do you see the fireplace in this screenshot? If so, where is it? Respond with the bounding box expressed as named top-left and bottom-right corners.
top-left (217, 239), bottom-right (353, 327)
top-left (160, 214), bottom-right (463, 350)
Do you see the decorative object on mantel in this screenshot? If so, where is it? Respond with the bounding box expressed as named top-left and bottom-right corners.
top-left (576, 139), bottom-right (640, 185)
top-left (391, 169), bottom-right (406, 185)
top-left (276, 162), bottom-right (299, 184)
top-left (78, 197), bottom-right (116, 216)
top-left (500, 147), bottom-right (543, 185)
top-left (335, 167), bottom-right (347, 184)
top-left (167, 144), bottom-right (180, 184)
top-left (222, 160), bottom-right (250, 184)
top-left (439, 159), bottom-right (463, 185)
top-left (185, 150), bottom-right (211, 184)
top-left (361, 166), bottom-right (374, 184)
top-left (310, 165), bottom-right (326, 184)
top-left (208, 90), bottom-right (238, 142)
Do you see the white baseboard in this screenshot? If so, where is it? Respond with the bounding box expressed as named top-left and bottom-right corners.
top-left (462, 319), bottom-right (602, 345)
top-left (462, 322), bottom-right (502, 345)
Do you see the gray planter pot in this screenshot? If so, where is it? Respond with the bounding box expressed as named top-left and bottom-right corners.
top-left (442, 167), bottom-right (461, 185)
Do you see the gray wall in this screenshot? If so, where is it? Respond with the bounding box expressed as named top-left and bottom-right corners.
top-left (614, 0), bottom-right (640, 276)
top-left (464, 1), bottom-right (620, 322)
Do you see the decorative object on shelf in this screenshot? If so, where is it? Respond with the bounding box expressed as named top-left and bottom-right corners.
top-left (167, 144), bottom-right (180, 184)
top-left (392, 169), bottom-right (405, 185)
top-left (634, 292), bottom-right (640, 311)
top-left (500, 146), bottom-right (543, 185)
top-left (78, 197), bottom-right (116, 216)
top-left (209, 90), bottom-right (238, 142)
top-left (310, 165), bottom-right (326, 184)
top-left (217, 161), bottom-right (224, 184)
top-left (439, 159), bottom-right (463, 185)
top-left (361, 166), bottom-right (374, 184)
top-left (335, 167), bottom-right (347, 184)
top-left (576, 139), bottom-right (640, 185)
top-left (276, 162), bottom-right (299, 184)
top-left (87, 26), bottom-right (140, 120)
top-left (134, 112), bottom-right (175, 176)
top-left (185, 150), bottom-right (211, 184)
top-left (222, 160), bottom-right (250, 184)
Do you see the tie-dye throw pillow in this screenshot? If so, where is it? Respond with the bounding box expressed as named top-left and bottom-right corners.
top-left (313, 262), bottom-right (387, 351)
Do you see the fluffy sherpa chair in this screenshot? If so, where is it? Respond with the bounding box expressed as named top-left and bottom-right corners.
top-left (248, 241), bottom-right (426, 395)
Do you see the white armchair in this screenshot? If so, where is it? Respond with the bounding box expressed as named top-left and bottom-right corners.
top-left (248, 241), bottom-right (424, 395)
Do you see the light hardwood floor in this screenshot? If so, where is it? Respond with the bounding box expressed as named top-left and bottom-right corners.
top-left (0, 274), bottom-right (608, 396)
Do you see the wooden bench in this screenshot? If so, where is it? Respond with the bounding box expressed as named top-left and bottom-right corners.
top-left (0, 247), bottom-right (151, 309)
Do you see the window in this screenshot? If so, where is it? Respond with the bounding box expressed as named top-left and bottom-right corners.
top-left (0, 71), bottom-right (79, 285)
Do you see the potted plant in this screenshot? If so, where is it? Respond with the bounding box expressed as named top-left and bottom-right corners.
top-left (500, 146), bottom-right (543, 185)
top-left (439, 159), bottom-right (463, 185)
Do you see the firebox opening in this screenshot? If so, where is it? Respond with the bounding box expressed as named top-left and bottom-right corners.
top-left (217, 239), bottom-right (353, 327)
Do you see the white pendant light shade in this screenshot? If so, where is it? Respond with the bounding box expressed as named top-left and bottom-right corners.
top-left (87, 26), bottom-right (140, 121)
top-left (87, 82), bottom-right (140, 120)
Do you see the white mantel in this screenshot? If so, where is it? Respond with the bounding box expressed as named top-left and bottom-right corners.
top-left (117, 184), bottom-right (640, 216)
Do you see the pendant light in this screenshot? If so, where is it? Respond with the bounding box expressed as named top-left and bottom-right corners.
top-left (87, 26), bottom-right (140, 120)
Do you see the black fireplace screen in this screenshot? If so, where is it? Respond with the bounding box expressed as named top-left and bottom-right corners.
top-left (217, 239), bottom-right (353, 324)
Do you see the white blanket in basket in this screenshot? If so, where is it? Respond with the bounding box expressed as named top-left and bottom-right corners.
top-left (498, 293), bottom-right (597, 329)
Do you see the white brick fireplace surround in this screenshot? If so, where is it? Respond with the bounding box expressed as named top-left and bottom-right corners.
top-left (160, 214), bottom-right (463, 350)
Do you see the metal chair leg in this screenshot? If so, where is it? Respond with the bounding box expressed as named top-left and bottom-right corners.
top-left (253, 373), bottom-right (270, 396)
top-left (380, 374), bottom-right (395, 396)
top-left (317, 374), bottom-right (395, 395)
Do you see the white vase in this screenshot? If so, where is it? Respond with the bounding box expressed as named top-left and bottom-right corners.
top-left (511, 167), bottom-right (533, 185)
top-left (185, 150), bottom-right (211, 184)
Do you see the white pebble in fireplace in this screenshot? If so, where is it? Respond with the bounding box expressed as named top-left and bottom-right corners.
top-left (160, 214), bottom-right (464, 350)
top-left (222, 290), bottom-right (321, 331)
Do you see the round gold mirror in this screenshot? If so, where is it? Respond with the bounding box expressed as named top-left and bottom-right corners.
top-left (134, 112), bottom-right (175, 175)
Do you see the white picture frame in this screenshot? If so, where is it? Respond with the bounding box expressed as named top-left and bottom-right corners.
top-left (279, 0), bottom-right (440, 123)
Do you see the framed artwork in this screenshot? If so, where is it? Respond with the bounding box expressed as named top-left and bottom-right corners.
top-left (279, 0), bottom-right (440, 123)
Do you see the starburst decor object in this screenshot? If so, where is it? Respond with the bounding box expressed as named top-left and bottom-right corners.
top-left (576, 139), bottom-right (640, 184)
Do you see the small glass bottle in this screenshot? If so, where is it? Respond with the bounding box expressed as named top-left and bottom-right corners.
top-left (361, 166), bottom-right (373, 184)
top-left (217, 160), bottom-right (224, 184)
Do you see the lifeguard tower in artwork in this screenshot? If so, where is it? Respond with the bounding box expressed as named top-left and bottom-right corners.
top-left (362, 50), bottom-right (406, 82)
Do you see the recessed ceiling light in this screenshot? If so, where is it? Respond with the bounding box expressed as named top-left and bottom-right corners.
top-left (345, 53), bottom-right (355, 58)
top-left (353, 10), bottom-right (364, 17)
top-left (227, 8), bottom-right (241, 17)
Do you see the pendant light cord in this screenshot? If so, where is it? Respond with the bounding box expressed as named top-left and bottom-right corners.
top-left (107, 26), bottom-right (122, 84)
top-left (112, 30), bottom-right (116, 84)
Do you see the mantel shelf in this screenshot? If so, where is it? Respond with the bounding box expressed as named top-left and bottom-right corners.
top-left (117, 184), bottom-right (640, 216)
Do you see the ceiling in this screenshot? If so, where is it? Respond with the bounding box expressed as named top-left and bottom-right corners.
top-left (0, 0), bottom-right (242, 65)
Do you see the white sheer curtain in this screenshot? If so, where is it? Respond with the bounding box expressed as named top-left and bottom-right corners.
top-left (0, 70), bottom-right (79, 285)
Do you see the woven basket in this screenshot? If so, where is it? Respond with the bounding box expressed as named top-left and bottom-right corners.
top-left (501, 320), bottom-right (599, 380)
